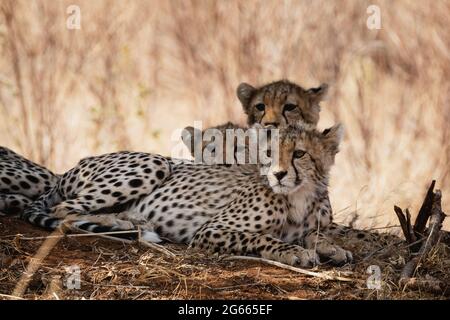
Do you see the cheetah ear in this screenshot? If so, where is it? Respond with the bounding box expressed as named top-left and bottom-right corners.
top-left (181, 126), bottom-right (203, 156)
top-left (236, 82), bottom-right (256, 111)
top-left (306, 83), bottom-right (329, 104)
top-left (321, 123), bottom-right (344, 156)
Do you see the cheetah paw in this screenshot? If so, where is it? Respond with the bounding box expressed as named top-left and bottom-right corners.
top-left (319, 245), bottom-right (353, 266)
top-left (276, 247), bottom-right (320, 268)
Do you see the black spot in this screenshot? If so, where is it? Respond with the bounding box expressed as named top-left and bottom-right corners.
top-left (19, 181), bottom-right (31, 189)
top-left (129, 179), bottom-right (143, 188)
top-left (112, 191), bottom-right (122, 197)
top-left (101, 189), bottom-right (111, 195)
top-left (156, 170), bottom-right (165, 180)
top-left (1, 177), bottom-right (11, 184)
top-left (357, 233), bottom-right (366, 239)
top-left (25, 175), bottom-right (39, 183)
top-left (11, 200), bottom-right (20, 207)
top-left (166, 220), bottom-right (174, 227)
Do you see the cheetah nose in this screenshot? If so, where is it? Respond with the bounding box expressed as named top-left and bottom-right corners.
top-left (274, 170), bottom-right (287, 181)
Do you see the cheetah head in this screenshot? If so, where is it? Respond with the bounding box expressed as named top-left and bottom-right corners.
top-left (237, 80), bottom-right (328, 129)
top-left (264, 124), bottom-right (343, 194)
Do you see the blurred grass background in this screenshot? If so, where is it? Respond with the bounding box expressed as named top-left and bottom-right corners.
top-left (0, 0), bottom-right (449, 230)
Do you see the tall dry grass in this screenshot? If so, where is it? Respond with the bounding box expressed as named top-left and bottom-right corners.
top-left (0, 0), bottom-right (449, 230)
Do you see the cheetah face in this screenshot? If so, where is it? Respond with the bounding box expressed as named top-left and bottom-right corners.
top-left (264, 124), bottom-right (343, 194)
top-left (237, 80), bottom-right (328, 129)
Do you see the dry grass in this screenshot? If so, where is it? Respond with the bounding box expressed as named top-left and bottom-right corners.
top-left (0, 215), bottom-right (448, 300)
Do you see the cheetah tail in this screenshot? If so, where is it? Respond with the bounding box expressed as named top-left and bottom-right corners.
top-left (25, 213), bottom-right (162, 242)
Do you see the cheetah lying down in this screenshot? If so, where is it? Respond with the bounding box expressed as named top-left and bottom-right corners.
top-left (3, 124), bottom-right (350, 267)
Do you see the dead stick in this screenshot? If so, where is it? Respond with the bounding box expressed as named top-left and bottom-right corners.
top-left (400, 190), bottom-right (445, 281)
top-left (12, 228), bottom-right (64, 297)
top-left (223, 255), bottom-right (358, 283)
top-left (394, 206), bottom-right (413, 244)
top-left (413, 180), bottom-right (436, 237)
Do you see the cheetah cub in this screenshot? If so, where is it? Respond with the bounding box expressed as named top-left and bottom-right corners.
top-left (187, 124), bottom-right (352, 266)
top-left (125, 124), bottom-right (351, 267)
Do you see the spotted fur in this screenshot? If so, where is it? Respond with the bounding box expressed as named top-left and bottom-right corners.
top-left (0, 147), bottom-right (59, 215)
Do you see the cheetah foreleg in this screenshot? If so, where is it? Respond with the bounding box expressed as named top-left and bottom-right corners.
top-left (190, 226), bottom-right (319, 267)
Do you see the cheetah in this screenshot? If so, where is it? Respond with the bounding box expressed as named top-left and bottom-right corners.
top-left (0, 147), bottom-right (59, 215)
top-left (18, 124), bottom-right (351, 267)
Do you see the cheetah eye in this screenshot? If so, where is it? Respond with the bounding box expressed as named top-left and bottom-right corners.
top-left (293, 150), bottom-right (306, 159)
top-left (283, 104), bottom-right (297, 112)
top-left (255, 103), bottom-right (265, 111)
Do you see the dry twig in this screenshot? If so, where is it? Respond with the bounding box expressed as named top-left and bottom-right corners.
top-left (394, 181), bottom-right (448, 295)
top-left (223, 255), bottom-right (357, 283)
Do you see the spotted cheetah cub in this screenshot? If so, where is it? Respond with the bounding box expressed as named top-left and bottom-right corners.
top-left (124, 124), bottom-right (351, 267)
top-left (186, 124), bottom-right (351, 266)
